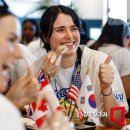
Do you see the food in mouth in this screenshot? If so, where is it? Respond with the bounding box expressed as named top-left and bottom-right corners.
top-left (55, 45), bottom-right (68, 57)
top-left (47, 45), bottom-right (68, 65)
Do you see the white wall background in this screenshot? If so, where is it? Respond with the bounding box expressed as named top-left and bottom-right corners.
top-left (4, 0), bottom-right (129, 22)
top-left (108, 0), bottom-right (127, 22)
top-left (128, 0), bottom-right (130, 22)
top-left (73, 0), bottom-right (102, 19)
top-left (5, 0), bottom-right (103, 19)
top-left (73, 0), bottom-right (127, 22)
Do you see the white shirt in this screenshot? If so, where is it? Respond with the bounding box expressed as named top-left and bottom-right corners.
top-left (0, 94), bottom-right (25, 130)
top-left (27, 39), bottom-right (47, 59)
top-left (98, 44), bottom-right (130, 77)
top-left (50, 46), bottom-right (128, 125)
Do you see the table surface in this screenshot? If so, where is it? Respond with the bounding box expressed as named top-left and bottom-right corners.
top-left (25, 118), bottom-right (130, 130)
top-left (26, 125), bottom-right (119, 130)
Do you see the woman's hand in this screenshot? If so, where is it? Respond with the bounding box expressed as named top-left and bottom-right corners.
top-left (42, 51), bottom-right (58, 77)
top-left (98, 55), bottom-right (114, 94)
top-left (42, 46), bottom-right (68, 77)
top-left (6, 68), bottom-right (38, 108)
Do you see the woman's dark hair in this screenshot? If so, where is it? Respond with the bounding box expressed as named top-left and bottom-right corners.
top-left (0, 0), bottom-right (15, 18)
top-left (80, 19), bottom-right (91, 45)
top-left (22, 19), bottom-right (39, 37)
top-left (40, 5), bottom-right (82, 52)
top-left (0, 9), bottom-right (14, 18)
top-left (90, 18), bottom-right (130, 50)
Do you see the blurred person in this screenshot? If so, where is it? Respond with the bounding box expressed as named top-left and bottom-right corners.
top-left (125, 24), bottom-right (130, 51)
top-left (0, 2), bottom-right (25, 130)
top-left (0, 1), bottom-right (37, 130)
top-left (90, 18), bottom-right (130, 111)
top-left (80, 19), bottom-right (94, 47)
top-left (22, 19), bottom-right (39, 45)
top-left (34, 5), bottom-right (128, 129)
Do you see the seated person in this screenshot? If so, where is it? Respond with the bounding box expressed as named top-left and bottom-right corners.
top-left (0, 1), bottom-right (37, 130)
top-left (32, 5), bottom-right (128, 129)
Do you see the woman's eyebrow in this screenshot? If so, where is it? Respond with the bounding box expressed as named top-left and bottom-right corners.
top-left (71, 25), bottom-right (77, 27)
top-left (53, 26), bottom-right (64, 30)
top-left (53, 25), bottom-right (77, 30)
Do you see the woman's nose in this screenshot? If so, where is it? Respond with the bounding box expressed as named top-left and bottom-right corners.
top-left (65, 30), bottom-right (73, 39)
top-left (12, 44), bottom-right (22, 59)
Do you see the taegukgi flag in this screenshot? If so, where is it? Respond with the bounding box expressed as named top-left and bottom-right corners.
top-left (77, 75), bottom-right (100, 124)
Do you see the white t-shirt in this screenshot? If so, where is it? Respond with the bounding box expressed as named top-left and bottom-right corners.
top-left (27, 38), bottom-right (47, 59)
top-left (98, 44), bottom-right (130, 77)
top-left (50, 46), bottom-right (128, 125)
top-left (9, 43), bottom-right (36, 85)
top-left (0, 94), bottom-right (25, 130)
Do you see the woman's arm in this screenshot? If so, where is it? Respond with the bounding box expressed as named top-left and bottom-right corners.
top-left (99, 55), bottom-right (122, 129)
top-left (102, 87), bottom-right (122, 129)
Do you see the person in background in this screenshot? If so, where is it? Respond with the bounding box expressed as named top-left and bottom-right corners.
top-left (35, 5), bottom-right (128, 129)
top-left (0, 1), bottom-right (37, 129)
top-left (125, 24), bottom-right (130, 51)
top-left (21, 19), bottom-right (39, 45)
top-left (80, 19), bottom-right (94, 47)
top-left (90, 18), bottom-right (130, 117)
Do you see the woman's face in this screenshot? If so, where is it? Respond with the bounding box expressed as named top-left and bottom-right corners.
top-left (48, 13), bottom-right (80, 56)
top-left (22, 21), bottom-right (37, 43)
top-left (0, 15), bottom-right (22, 92)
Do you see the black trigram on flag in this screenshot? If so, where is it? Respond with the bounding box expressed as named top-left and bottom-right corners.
top-left (86, 85), bottom-right (93, 91)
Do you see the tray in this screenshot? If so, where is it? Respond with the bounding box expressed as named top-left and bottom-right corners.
top-left (75, 124), bottom-right (96, 130)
